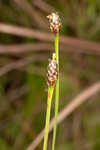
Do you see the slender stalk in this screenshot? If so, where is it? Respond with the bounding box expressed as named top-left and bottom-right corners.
top-left (52, 33), bottom-right (59, 150)
top-left (43, 86), bottom-right (54, 150)
top-left (55, 33), bottom-right (59, 63)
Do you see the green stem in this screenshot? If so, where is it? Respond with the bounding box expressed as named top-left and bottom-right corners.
top-left (43, 86), bottom-right (54, 150)
top-left (55, 33), bottom-right (59, 64)
top-left (52, 33), bottom-right (59, 150)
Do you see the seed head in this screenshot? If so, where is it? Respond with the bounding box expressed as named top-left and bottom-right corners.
top-left (47, 53), bottom-right (58, 86)
top-left (47, 12), bottom-right (61, 33)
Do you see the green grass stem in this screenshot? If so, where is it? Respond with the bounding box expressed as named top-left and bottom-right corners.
top-left (43, 86), bottom-right (54, 150)
top-left (52, 33), bottom-right (59, 150)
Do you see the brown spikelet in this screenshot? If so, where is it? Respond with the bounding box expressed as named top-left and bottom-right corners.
top-left (47, 12), bottom-right (61, 33)
top-left (47, 53), bottom-right (58, 86)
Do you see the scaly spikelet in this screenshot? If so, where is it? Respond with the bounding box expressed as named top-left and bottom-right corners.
top-left (47, 12), bottom-right (61, 33)
top-left (47, 53), bottom-right (58, 86)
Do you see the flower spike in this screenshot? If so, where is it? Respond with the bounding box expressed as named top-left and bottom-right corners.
top-left (47, 12), bottom-right (61, 33)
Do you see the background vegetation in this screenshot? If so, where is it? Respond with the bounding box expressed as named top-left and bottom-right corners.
top-left (0, 0), bottom-right (100, 150)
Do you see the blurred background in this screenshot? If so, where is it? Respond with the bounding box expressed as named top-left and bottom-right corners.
top-left (0, 0), bottom-right (100, 150)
